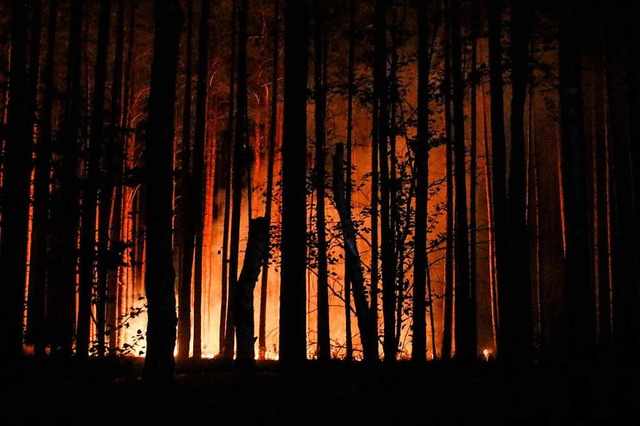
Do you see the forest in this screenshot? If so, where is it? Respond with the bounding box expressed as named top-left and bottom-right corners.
top-left (1, 0), bottom-right (639, 423)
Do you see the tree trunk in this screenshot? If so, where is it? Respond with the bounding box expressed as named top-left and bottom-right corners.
top-left (0, 0), bottom-right (30, 359)
top-left (46, 0), bottom-right (83, 358)
top-left (559, 0), bottom-right (596, 363)
top-left (106, 0), bottom-right (128, 353)
top-left (313, 0), bottom-right (330, 363)
top-left (26, 0), bottom-right (56, 358)
top-left (279, 0), bottom-right (309, 365)
top-left (488, 0), bottom-right (509, 362)
top-left (507, 0), bottom-right (534, 364)
top-left (191, 0), bottom-right (210, 360)
top-left (258, 0), bottom-right (279, 361)
top-left (235, 217), bottom-right (270, 365)
top-left (219, 0), bottom-right (237, 357)
top-left (450, 0), bottom-right (471, 362)
top-left (344, 0), bottom-right (356, 362)
top-left (143, 0), bottom-right (182, 388)
top-left (225, 0), bottom-right (250, 360)
top-left (603, 2), bottom-right (635, 365)
top-left (176, 0), bottom-right (194, 362)
top-left (441, 0), bottom-right (453, 360)
top-left (333, 144), bottom-right (377, 362)
top-left (77, 0), bottom-right (111, 359)
top-left (468, 0), bottom-right (479, 362)
top-left (412, 0), bottom-right (429, 363)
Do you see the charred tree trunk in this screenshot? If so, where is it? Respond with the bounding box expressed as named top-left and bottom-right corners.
top-left (27, 0), bottom-right (56, 358)
top-left (279, 0), bottom-right (309, 365)
top-left (313, 0), bottom-right (330, 363)
top-left (412, 0), bottom-right (430, 363)
top-left (106, 0), bottom-right (128, 353)
top-left (219, 0), bottom-right (237, 357)
top-left (47, 0), bottom-right (83, 358)
top-left (191, 0), bottom-right (210, 360)
top-left (603, 2), bottom-right (635, 365)
top-left (507, 0), bottom-right (533, 363)
top-left (0, 0), bottom-right (30, 359)
top-left (374, 0), bottom-right (396, 363)
top-left (441, 0), bottom-right (453, 360)
top-left (225, 0), bottom-right (250, 360)
top-left (235, 217), bottom-right (270, 365)
top-left (450, 0), bottom-right (471, 362)
top-left (333, 144), bottom-right (377, 362)
top-left (468, 0), bottom-right (479, 362)
top-left (258, 0), bottom-right (279, 361)
top-left (143, 0), bottom-right (182, 388)
top-left (77, 0), bottom-right (111, 359)
top-left (344, 0), bottom-right (356, 362)
top-left (559, 0), bottom-right (596, 363)
top-left (488, 0), bottom-right (509, 362)
top-left (176, 0), bottom-right (194, 362)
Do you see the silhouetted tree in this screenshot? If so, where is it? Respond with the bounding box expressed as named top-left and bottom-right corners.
top-left (412, 0), bottom-right (430, 363)
top-left (26, 0), bottom-right (56, 358)
top-left (258, 0), bottom-right (280, 361)
top-left (507, 0), bottom-right (534, 364)
top-left (279, 0), bottom-right (309, 365)
top-left (191, 0), bottom-right (210, 359)
top-left (313, 0), bottom-right (330, 362)
top-left (176, 0), bottom-right (194, 362)
top-left (143, 0), bottom-right (182, 387)
top-left (47, 0), bottom-right (83, 358)
top-left (0, 0), bottom-right (30, 359)
top-left (558, 0), bottom-right (596, 363)
top-left (77, 0), bottom-right (111, 359)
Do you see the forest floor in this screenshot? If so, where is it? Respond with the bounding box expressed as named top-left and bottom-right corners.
top-left (1, 356), bottom-right (638, 425)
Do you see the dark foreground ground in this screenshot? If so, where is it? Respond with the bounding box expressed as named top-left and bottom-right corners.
top-left (2, 357), bottom-right (638, 425)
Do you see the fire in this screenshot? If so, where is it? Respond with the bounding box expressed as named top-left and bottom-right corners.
top-left (482, 348), bottom-right (492, 361)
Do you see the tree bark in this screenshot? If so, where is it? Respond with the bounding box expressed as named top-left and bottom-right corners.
top-left (191, 0), bottom-right (210, 360)
top-left (46, 0), bottom-right (83, 358)
top-left (258, 0), bottom-right (279, 361)
top-left (313, 0), bottom-right (330, 362)
top-left (507, 0), bottom-right (534, 363)
top-left (77, 0), bottom-right (111, 359)
top-left (176, 0), bottom-right (194, 362)
top-left (0, 0), bottom-right (30, 359)
top-left (559, 0), bottom-right (596, 363)
top-left (143, 0), bottom-right (182, 388)
top-left (279, 0), bottom-right (309, 365)
top-left (26, 0), bottom-right (56, 358)
top-left (235, 217), bottom-right (270, 365)
top-left (412, 0), bottom-right (430, 363)
top-left (333, 144), bottom-right (377, 362)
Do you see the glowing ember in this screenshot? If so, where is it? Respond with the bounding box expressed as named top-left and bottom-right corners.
top-left (482, 349), bottom-right (492, 361)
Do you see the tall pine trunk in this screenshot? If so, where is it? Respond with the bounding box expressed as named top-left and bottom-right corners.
top-left (313, 0), bottom-right (330, 362)
top-left (488, 0), bottom-right (509, 362)
top-left (441, 0), bottom-right (453, 359)
top-left (27, 0), bottom-right (56, 358)
top-left (344, 0), bottom-right (356, 361)
top-left (559, 0), bottom-right (596, 363)
top-left (258, 0), bottom-right (279, 361)
top-left (191, 0), bottom-right (210, 360)
top-left (47, 0), bottom-right (83, 358)
top-left (412, 0), bottom-right (429, 363)
top-left (77, 0), bottom-right (111, 358)
top-left (450, 0), bottom-right (471, 362)
top-left (176, 0), bottom-right (194, 362)
top-left (507, 0), bottom-right (533, 363)
top-left (143, 0), bottom-right (182, 387)
top-left (279, 0), bottom-right (309, 365)
top-left (0, 0), bottom-right (30, 359)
